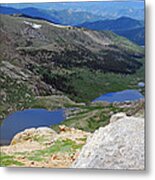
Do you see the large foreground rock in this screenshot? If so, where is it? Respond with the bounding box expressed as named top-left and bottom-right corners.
top-left (72, 113), bottom-right (145, 170)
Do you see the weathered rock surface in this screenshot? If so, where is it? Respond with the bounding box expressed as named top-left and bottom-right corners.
top-left (110, 112), bottom-right (126, 123)
top-left (72, 113), bottom-right (145, 170)
top-left (11, 127), bottom-right (57, 145)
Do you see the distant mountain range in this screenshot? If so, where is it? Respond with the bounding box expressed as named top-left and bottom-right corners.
top-left (0, 6), bottom-right (60, 24)
top-left (115, 27), bottom-right (144, 46)
top-left (0, 6), bottom-right (104, 25)
top-left (78, 17), bottom-right (144, 31)
top-left (1, 1), bottom-right (144, 20)
top-left (77, 17), bottom-right (145, 45)
top-left (44, 9), bottom-right (104, 25)
top-left (0, 5), bottom-right (145, 45)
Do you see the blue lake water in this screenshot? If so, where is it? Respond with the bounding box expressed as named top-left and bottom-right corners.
top-left (0, 89), bottom-right (144, 145)
top-left (0, 109), bottom-right (65, 145)
top-left (92, 90), bottom-right (144, 103)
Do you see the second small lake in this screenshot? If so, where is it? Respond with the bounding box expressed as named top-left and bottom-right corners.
top-left (0, 109), bottom-right (65, 145)
top-left (92, 89), bottom-right (144, 103)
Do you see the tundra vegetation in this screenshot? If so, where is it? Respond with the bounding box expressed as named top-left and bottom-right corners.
top-left (0, 14), bottom-right (145, 168)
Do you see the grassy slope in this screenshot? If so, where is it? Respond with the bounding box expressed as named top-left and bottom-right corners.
top-left (0, 74), bottom-right (35, 121)
top-left (52, 99), bottom-right (145, 132)
top-left (0, 153), bottom-right (24, 167)
top-left (74, 66), bottom-right (144, 102)
top-left (0, 15), bottom-right (145, 120)
top-left (47, 61), bottom-right (144, 103)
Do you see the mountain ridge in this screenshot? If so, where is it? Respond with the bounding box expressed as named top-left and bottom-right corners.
top-left (77, 16), bottom-right (144, 45)
top-left (0, 6), bottom-right (104, 25)
top-left (1, 1), bottom-right (144, 20)
top-left (0, 14), bottom-right (144, 119)
top-left (78, 17), bottom-right (143, 31)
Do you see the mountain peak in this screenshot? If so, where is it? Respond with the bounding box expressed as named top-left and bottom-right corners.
top-left (116, 16), bottom-right (140, 22)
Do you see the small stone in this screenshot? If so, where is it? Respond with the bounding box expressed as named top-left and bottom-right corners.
top-left (110, 112), bottom-right (126, 123)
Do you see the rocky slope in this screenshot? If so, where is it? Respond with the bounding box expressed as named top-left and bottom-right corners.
top-left (0, 112), bottom-right (145, 169)
top-left (52, 99), bottom-right (145, 133)
top-left (1, 125), bottom-right (91, 168)
top-left (0, 14), bottom-right (144, 119)
top-left (72, 113), bottom-right (145, 170)
top-left (0, 14), bottom-right (143, 81)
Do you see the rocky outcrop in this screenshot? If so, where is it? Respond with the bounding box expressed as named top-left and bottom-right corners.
top-left (1, 113), bottom-right (145, 169)
top-left (10, 125), bottom-right (91, 146)
top-left (72, 113), bottom-right (145, 170)
top-left (11, 127), bottom-right (57, 145)
top-left (1, 125), bottom-right (91, 168)
top-left (109, 112), bottom-right (126, 123)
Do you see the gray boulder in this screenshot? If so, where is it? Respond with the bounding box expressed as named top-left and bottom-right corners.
top-left (72, 113), bottom-right (145, 170)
